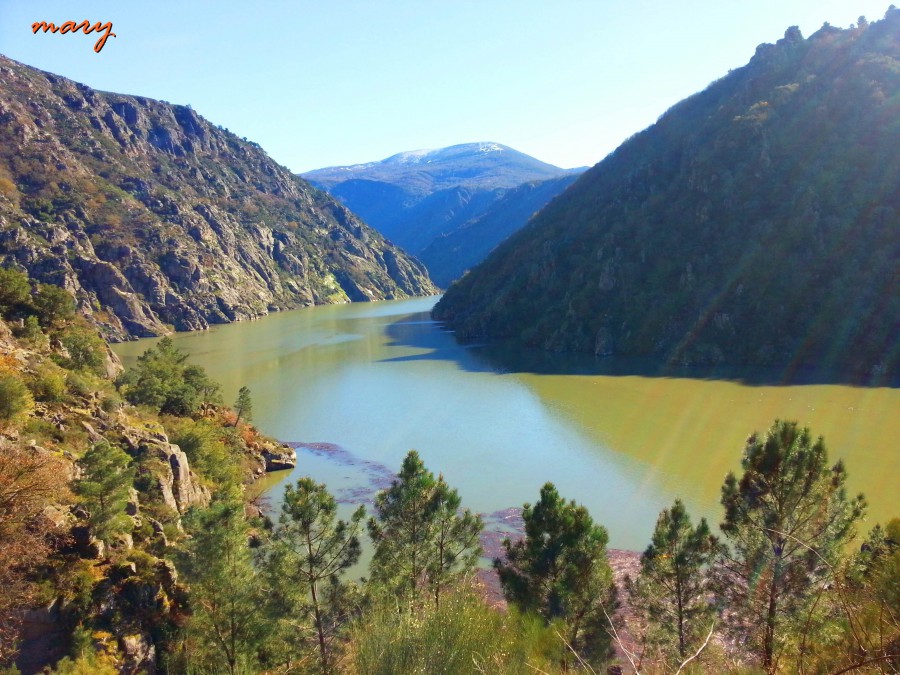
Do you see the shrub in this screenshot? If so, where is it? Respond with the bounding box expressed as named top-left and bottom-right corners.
top-left (32, 283), bottom-right (75, 328)
top-left (348, 584), bottom-right (561, 674)
top-left (0, 267), bottom-right (31, 318)
top-left (57, 323), bottom-right (108, 375)
top-left (0, 374), bottom-right (33, 426)
top-left (27, 363), bottom-right (67, 403)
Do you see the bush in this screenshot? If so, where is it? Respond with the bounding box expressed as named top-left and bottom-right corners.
top-left (164, 416), bottom-right (241, 488)
top-left (17, 315), bottom-right (49, 348)
top-left (27, 363), bottom-right (68, 403)
top-left (32, 284), bottom-right (75, 328)
top-left (0, 267), bottom-right (31, 318)
top-left (348, 584), bottom-right (561, 674)
top-left (57, 323), bottom-right (108, 375)
top-left (0, 374), bottom-right (33, 425)
top-left (65, 372), bottom-right (95, 400)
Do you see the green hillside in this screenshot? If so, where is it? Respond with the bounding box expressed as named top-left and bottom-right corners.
top-left (435, 13), bottom-right (900, 383)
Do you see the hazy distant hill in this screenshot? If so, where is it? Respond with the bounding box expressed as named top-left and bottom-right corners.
top-left (0, 55), bottom-right (436, 340)
top-left (303, 143), bottom-right (583, 286)
top-left (419, 174), bottom-right (580, 287)
top-left (434, 12), bottom-right (900, 382)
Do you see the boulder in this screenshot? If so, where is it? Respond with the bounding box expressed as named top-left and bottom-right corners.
top-left (120, 632), bottom-right (157, 674)
top-left (262, 444), bottom-right (297, 472)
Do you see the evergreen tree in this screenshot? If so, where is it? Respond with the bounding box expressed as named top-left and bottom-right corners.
top-left (116, 336), bottom-right (221, 415)
top-left (495, 482), bottom-right (616, 664)
top-left (628, 499), bottom-right (721, 666)
top-left (427, 475), bottom-right (483, 607)
top-left (718, 420), bottom-right (866, 673)
top-left (368, 450), bottom-right (482, 604)
top-left (263, 478), bottom-right (364, 674)
top-left (0, 267), bottom-right (30, 317)
top-left (32, 283), bottom-right (75, 328)
top-left (234, 386), bottom-right (253, 427)
top-left (74, 442), bottom-right (134, 546)
top-left (180, 496), bottom-right (268, 675)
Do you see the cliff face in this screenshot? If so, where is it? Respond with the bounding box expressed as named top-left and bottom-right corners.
top-left (0, 55), bottom-right (436, 340)
top-left (434, 14), bottom-right (900, 382)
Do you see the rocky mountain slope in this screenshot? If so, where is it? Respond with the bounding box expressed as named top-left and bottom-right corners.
top-left (0, 54), bottom-right (436, 341)
top-left (434, 13), bottom-right (900, 382)
top-left (303, 143), bottom-right (583, 286)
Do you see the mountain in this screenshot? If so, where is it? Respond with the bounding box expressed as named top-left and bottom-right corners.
top-left (418, 174), bottom-right (580, 287)
top-left (434, 12), bottom-right (900, 382)
top-left (0, 55), bottom-right (436, 341)
top-left (303, 143), bottom-right (583, 286)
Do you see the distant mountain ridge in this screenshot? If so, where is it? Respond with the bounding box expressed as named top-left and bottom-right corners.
top-left (434, 12), bottom-right (900, 382)
top-left (0, 54), bottom-right (436, 340)
top-left (303, 143), bottom-right (584, 286)
top-left (305, 142), bottom-right (582, 193)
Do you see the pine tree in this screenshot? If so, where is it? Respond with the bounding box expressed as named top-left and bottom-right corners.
top-left (74, 442), bottom-right (134, 546)
top-left (427, 474), bottom-right (483, 607)
top-left (368, 450), bottom-right (482, 604)
top-left (495, 482), bottom-right (616, 665)
top-left (718, 420), bottom-right (866, 673)
top-left (628, 499), bottom-right (721, 666)
top-left (180, 496), bottom-right (268, 675)
top-left (264, 478), bottom-right (364, 674)
top-left (234, 386), bottom-right (252, 427)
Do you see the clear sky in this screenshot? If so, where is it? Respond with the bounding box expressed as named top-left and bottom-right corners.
top-left (0, 1), bottom-right (891, 172)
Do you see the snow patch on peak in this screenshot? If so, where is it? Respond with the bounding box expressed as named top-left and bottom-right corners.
top-left (389, 148), bottom-right (437, 165)
top-left (477, 142), bottom-right (504, 153)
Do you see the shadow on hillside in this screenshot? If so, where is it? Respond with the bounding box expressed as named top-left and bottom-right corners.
top-left (377, 312), bottom-right (898, 388)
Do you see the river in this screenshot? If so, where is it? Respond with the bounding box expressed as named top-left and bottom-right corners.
top-left (112, 296), bottom-right (899, 550)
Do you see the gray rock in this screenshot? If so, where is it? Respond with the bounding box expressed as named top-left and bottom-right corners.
top-left (262, 444), bottom-right (297, 472)
top-left (119, 632), bottom-right (157, 674)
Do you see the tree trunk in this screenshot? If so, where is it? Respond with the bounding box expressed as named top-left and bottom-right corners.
top-left (764, 565), bottom-right (779, 673)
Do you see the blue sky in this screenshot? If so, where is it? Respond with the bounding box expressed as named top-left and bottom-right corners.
top-left (0, 1), bottom-right (891, 172)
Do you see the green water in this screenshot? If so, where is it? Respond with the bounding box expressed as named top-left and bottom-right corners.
top-left (113, 296), bottom-right (899, 550)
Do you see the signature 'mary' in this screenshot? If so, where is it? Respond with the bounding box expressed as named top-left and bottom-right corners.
top-left (32, 20), bottom-right (116, 53)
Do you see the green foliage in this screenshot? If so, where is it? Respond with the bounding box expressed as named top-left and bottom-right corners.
top-left (50, 627), bottom-right (119, 674)
top-left (262, 478), bottom-right (365, 673)
top-left (32, 283), bottom-right (75, 328)
top-left (116, 337), bottom-right (221, 415)
top-left (628, 499), bottom-right (722, 668)
top-left (233, 385), bottom-right (252, 427)
top-left (180, 497), bottom-right (269, 675)
top-left (74, 442), bottom-right (135, 546)
top-left (164, 416), bottom-right (241, 488)
top-left (368, 450), bottom-right (483, 604)
top-left (799, 518), bottom-right (900, 674)
top-left (348, 585), bottom-right (561, 675)
top-left (0, 374), bottom-right (32, 425)
top-left (56, 322), bottom-right (108, 375)
top-left (434, 13), bottom-right (900, 381)
top-left (0, 267), bottom-right (30, 317)
top-left (718, 419), bottom-right (866, 672)
top-left (495, 482), bottom-right (616, 665)
top-left (17, 315), bottom-right (47, 348)
top-left (26, 362), bottom-right (67, 403)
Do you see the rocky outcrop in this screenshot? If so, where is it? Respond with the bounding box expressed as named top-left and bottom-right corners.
top-left (0, 55), bottom-right (437, 341)
top-left (261, 443), bottom-right (297, 471)
top-left (119, 633), bottom-right (156, 674)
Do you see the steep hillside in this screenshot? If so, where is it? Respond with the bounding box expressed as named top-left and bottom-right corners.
top-left (419, 175), bottom-right (580, 287)
top-left (434, 14), bottom-right (900, 382)
top-left (0, 55), bottom-right (436, 341)
top-left (303, 143), bottom-right (582, 285)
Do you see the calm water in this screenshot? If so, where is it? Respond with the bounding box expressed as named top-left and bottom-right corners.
top-left (113, 296), bottom-right (899, 550)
